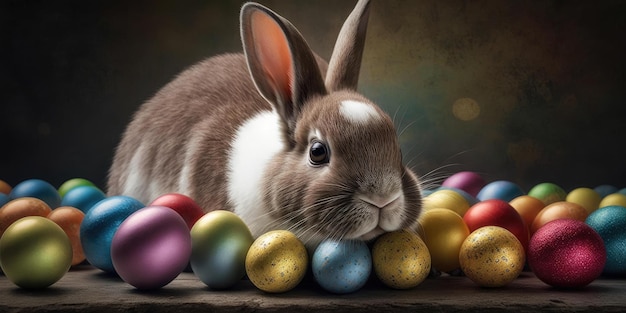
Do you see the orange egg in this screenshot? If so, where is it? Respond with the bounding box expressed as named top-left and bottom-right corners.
top-left (0, 180), bottom-right (11, 195)
top-left (47, 206), bottom-right (86, 266)
top-left (531, 201), bottom-right (588, 234)
top-left (509, 196), bottom-right (545, 231)
top-left (0, 197), bottom-right (52, 235)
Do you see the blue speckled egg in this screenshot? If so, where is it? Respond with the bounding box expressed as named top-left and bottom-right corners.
top-left (312, 239), bottom-right (372, 294)
top-left (9, 179), bottom-right (61, 209)
top-left (585, 205), bottom-right (626, 275)
top-left (476, 180), bottom-right (524, 202)
top-left (60, 186), bottom-right (106, 213)
top-left (80, 195), bottom-right (144, 273)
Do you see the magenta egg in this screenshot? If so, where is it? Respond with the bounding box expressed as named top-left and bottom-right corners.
top-left (528, 219), bottom-right (606, 288)
top-left (111, 206), bottom-right (191, 289)
top-left (441, 171), bottom-right (486, 197)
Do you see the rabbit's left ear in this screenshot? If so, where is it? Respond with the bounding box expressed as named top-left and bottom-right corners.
top-left (325, 0), bottom-right (371, 92)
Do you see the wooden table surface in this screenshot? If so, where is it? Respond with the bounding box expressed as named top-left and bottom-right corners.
top-left (1, 265), bottom-right (626, 312)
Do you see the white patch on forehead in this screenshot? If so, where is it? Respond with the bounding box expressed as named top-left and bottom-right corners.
top-left (340, 100), bottom-right (380, 124)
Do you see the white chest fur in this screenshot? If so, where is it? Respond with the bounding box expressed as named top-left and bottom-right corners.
top-left (227, 110), bottom-right (284, 237)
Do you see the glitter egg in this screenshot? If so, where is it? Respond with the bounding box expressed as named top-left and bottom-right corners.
top-left (585, 205), bottom-right (626, 275)
top-left (459, 226), bottom-right (525, 287)
top-left (372, 230), bottom-right (431, 289)
top-left (528, 219), bottom-right (605, 288)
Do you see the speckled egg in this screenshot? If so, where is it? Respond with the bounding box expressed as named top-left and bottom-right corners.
top-left (312, 239), bottom-right (372, 294)
top-left (372, 229), bottom-right (431, 289)
top-left (459, 226), bottom-right (525, 287)
top-left (245, 230), bottom-right (308, 293)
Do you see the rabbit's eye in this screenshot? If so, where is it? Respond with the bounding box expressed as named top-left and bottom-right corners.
top-left (309, 141), bottom-right (330, 165)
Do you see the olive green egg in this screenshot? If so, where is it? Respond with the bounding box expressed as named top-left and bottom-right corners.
top-left (245, 230), bottom-right (308, 293)
top-left (0, 216), bottom-right (72, 289)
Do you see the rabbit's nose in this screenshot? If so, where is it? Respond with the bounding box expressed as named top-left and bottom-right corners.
top-left (359, 191), bottom-right (401, 209)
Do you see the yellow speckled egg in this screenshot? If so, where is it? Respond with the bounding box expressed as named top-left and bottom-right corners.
top-left (459, 226), bottom-right (525, 287)
top-left (245, 230), bottom-right (308, 293)
top-left (372, 229), bottom-right (431, 289)
top-left (423, 189), bottom-right (470, 216)
top-left (419, 208), bottom-right (469, 273)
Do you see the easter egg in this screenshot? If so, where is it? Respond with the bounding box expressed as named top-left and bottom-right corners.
top-left (439, 187), bottom-right (479, 206)
top-left (528, 182), bottom-right (566, 205)
top-left (9, 179), bottom-right (61, 209)
top-left (149, 193), bottom-right (205, 229)
top-left (47, 206), bottom-right (85, 266)
top-left (423, 189), bottom-right (470, 216)
top-left (441, 171), bottom-right (486, 197)
top-left (57, 178), bottom-right (96, 198)
top-left (372, 230), bottom-right (431, 289)
top-left (0, 194), bottom-right (8, 207)
top-left (0, 197), bottom-right (52, 235)
top-left (60, 185), bottom-right (106, 213)
top-left (312, 239), bottom-right (372, 294)
top-left (111, 206), bottom-right (191, 289)
top-left (528, 219), bottom-right (605, 288)
top-left (463, 199), bottom-right (529, 252)
top-left (0, 216), bottom-right (72, 289)
top-left (80, 196), bottom-right (144, 273)
top-left (599, 193), bottom-right (626, 209)
top-left (585, 205), bottom-right (626, 275)
top-left (459, 226), bottom-right (525, 287)
top-left (190, 210), bottom-right (254, 289)
top-left (619, 188), bottom-right (626, 196)
top-left (419, 208), bottom-right (469, 272)
top-left (245, 230), bottom-right (308, 293)
top-left (531, 201), bottom-right (588, 234)
top-left (509, 195), bottom-right (545, 231)
top-left (566, 187), bottom-right (601, 214)
top-left (477, 180), bottom-right (524, 202)
top-left (594, 185), bottom-right (618, 198)
top-left (0, 179), bottom-right (12, 195)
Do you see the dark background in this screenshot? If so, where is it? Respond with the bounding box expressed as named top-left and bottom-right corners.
top-left (2, 0), bottom-right (625, 193)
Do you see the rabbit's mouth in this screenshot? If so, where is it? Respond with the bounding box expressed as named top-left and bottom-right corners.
top-left (359, 226), bottom-right (386, 241)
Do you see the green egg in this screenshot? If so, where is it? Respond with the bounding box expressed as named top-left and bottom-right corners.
top-left (0, 216), bottom-right (72, 289)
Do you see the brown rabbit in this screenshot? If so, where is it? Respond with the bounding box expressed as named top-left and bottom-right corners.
top-left (108, 0), bottom-right (423, 247)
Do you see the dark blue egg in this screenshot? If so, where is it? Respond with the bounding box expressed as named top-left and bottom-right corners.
top-left (594, 185), bottom-right (619, 198)
top-left (9, 179), bottom-right (61, 208)
top-left (0, 193), bottom-right (9, 207)
top-left (476, 180), bottom-right (524, 202)
top-left (61, 186), bottom-right (106, 213)
top-left (80, 195), bottom-right (144, 273)
top-left (585, 205), bottom-right (626, 275)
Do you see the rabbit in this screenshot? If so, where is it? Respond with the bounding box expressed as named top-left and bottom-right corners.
top-left (107, 0), bottom-right (423, 248)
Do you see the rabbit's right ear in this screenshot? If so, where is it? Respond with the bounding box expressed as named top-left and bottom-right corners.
top-left (241, 3), bottom-right (327, 144)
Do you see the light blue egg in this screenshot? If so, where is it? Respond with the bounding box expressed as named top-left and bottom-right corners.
top-left (476, 180), bottom-right (524, 202)
top-left (312, 239), bottom-right (371, 294)
top-left (585, 205), bottom-right (626, 275)
top-left (9, 179), bottom-right (61, 208)
top-left (61, 185), bottom-right (106, 213)
top-left (80, 195), bottom-right (144, 273)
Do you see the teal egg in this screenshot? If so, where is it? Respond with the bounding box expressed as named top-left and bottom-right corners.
top-left (80, 196), bottom-right (144, 273)
top-left (190, 210), bottom-right (253, 289)
top-left (585, 205), bottom-right (626, 275)
top-left (61, 186), bottom-right (106, 213)
top-left (9, 179), bottom-right (61, 209)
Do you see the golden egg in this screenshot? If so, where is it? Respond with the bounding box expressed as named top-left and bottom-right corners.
top-left (245, 230), bottom-right (308, 293)
top-left (419, 208), bottom-right (469, 272)
top-left (372, 229), bottom-right (431, 289)
top-left (422, 189), bottom-right (470, 216)
top-left (459, 226), bottom-right (525, 287)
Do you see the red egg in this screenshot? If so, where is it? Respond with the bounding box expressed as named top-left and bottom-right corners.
top-left (463, 199), bottom-right (529, 252)
top-left (528, 219), bottom-right (606, 288)
top-left (149, 193), bottom-right (205, 229)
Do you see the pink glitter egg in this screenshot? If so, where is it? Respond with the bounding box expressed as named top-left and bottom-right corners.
top-left (441, 171), bottom-right (486, 197)
top-left (528, 219), bottom-right (606, 288)
top-left (111, 206), bottom-right (191, 289)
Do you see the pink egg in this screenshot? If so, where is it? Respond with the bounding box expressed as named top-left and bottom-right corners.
top-left (441, 171), bottom-right (485, 197)
top-left (528, 219), bottom-right (606, 288)
top-left (111, 206), bottom-right (191, 289)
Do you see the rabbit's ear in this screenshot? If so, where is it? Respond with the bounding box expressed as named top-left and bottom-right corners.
top-left (326, 0), bottom-right (371, 92)
top-left (241, 3), bottom-right (327, 141)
